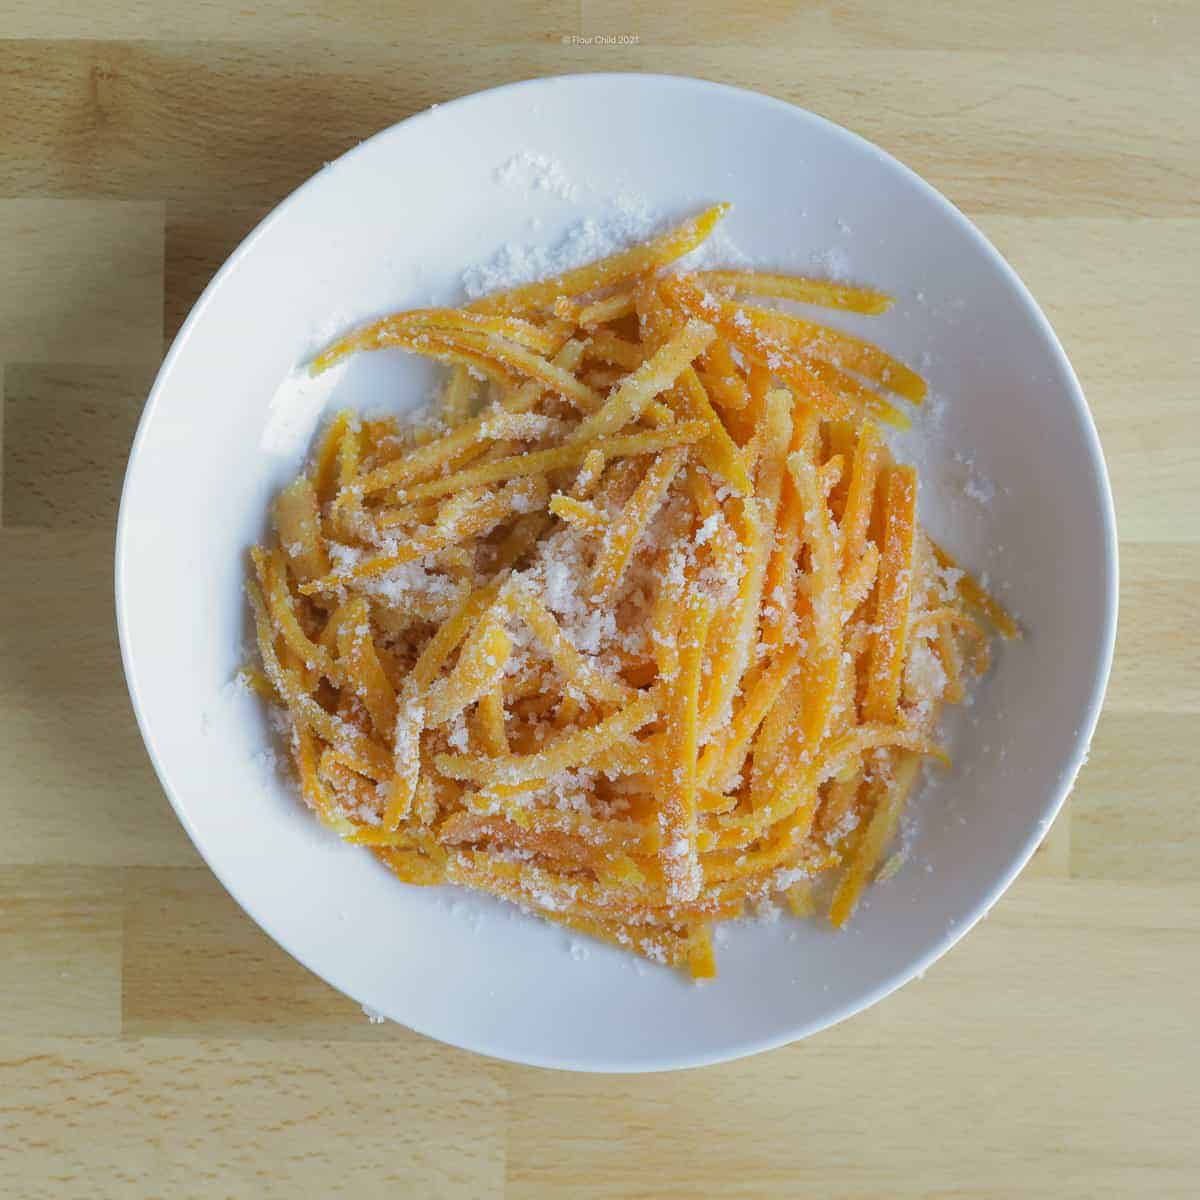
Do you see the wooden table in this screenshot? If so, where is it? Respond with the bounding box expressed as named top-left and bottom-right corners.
top-left (2, 4), bottom-right (1197, 1195)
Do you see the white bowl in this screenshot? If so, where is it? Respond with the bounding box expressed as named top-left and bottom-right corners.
top-left (116, 73), bottom-right (1117, 1071)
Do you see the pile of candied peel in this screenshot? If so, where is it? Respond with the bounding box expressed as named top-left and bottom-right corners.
top-left (246, 206), bottom-right (1015, 977)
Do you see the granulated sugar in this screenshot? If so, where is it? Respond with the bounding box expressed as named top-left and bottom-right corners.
top-left (265, 155), bottom-right (1011, 940)
top-left (955, 450), bottom-right (999, 506)
top-left (261, 361), bottom-right (346, 457)
top-left (808, 245), bottom-right (852, 282)
top-left (496, 150), bottom-right (580, 202)
top-left (462, 192), bottom-right (659, 298)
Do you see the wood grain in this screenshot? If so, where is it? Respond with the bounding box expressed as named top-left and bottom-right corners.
top-left (0, 199), bottom-right (163, 362)
top-left (1071, 711), bottom-right (1200, 882)
top-left (2, 363), bottom-right (154, 528)
top-left (0, 3), bottom-right (1197, 1195)
top-left (0, 530), bottom-right (197, 867)
top-left (0, 867), bottom-right (124, 1037)
top-left (0, 1035), bottom-right (506, 1199)
top-left (503, 880), bottom-right (1200, 1200)
top-left (582, 1), bottom-right (1200, 51)
top-left (0, 44), bottom-right (1193, 219)
top-left (979, 216), bottom-right (1200, 544)
top-left (1109, 543), bottom-right (1200, 713)
top-left (122, 867), bottom-right (371, 1039)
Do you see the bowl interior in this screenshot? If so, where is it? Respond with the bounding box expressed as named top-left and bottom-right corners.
top-left (117, 73), bottom-right (1116, 1071)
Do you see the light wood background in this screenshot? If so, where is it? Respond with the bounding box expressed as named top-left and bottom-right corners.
top-left (2, 4), bottom-right (1198, 1196)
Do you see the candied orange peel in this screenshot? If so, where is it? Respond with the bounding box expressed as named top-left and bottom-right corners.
top-left (247, 205), bottom-right (1009, 975)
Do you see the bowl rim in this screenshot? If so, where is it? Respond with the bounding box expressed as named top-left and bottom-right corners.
top-left (115, 71), bottom-right (1119, 1071)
